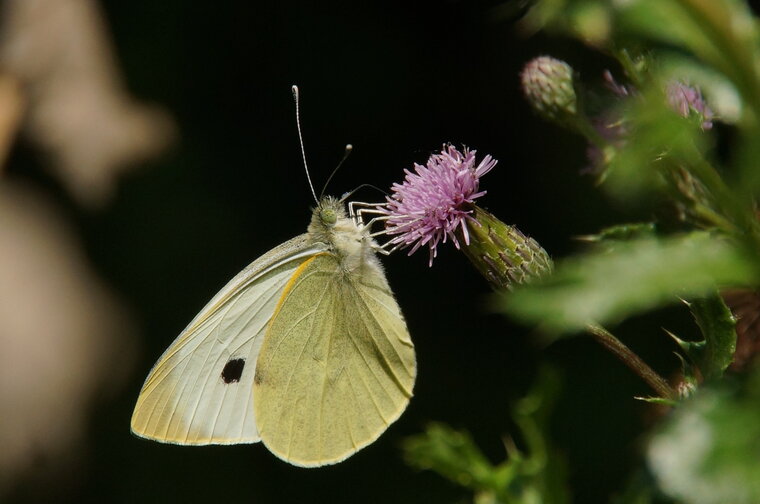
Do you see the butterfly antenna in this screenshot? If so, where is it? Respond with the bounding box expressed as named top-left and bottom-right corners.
top-left (292, 85), bottom-right (319, 204)
top-left (320, 144), bottom-right (353, 199)
top-left (340, 183), bottom-right (387, 202)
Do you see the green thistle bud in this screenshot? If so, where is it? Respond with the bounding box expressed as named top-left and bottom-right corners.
top-left (460, 205), bottom-right (553, 291)
top-left (521, 56), bottom-right (578, 126)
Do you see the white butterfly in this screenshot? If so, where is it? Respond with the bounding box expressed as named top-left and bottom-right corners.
top-left (132, 88), bottom-right (416, 467)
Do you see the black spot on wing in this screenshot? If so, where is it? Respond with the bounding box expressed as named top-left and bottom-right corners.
top-left (221, 358), bottom-right (245, 384)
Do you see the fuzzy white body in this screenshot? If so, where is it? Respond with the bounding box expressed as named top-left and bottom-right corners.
top-left (307, 197), bottom-right (383, 277)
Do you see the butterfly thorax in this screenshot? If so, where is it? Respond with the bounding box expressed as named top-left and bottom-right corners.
top-left (307, 196), bottom-right (382, 275)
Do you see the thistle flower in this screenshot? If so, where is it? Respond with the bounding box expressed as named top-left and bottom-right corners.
top-left (383, 145), bottom-right (495, 265)
top-left (383, 145), bottom-right (552, 289)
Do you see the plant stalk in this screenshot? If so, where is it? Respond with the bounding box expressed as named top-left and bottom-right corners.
top-left (586, 323), bottom-right (676, 399)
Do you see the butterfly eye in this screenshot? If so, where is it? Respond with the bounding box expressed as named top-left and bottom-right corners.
top-left (320, 208), bottom-right (337, 226)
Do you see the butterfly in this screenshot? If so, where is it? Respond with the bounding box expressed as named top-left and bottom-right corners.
top-left (130, 194), bottom-right (416, 467)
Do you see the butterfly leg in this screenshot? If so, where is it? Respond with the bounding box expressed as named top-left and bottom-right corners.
top-left (347, 201), bottom-right (399, 255)
top-left (348, 202), bottom-right (393, 231)
top-left (375, 240), bottom-right (403, 255)
top-left (348, 201), bottom-right (385, 222)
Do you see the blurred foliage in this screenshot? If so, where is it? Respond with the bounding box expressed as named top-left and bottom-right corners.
top-left (499, 0), bottom-right (760, 502)
top-left (648, 367), bottom-right (760, 504)
top-left (610, 470), bottom-right (661, 504)
top-left (404, 368), bottom-right (568, 504)
top-left (507, 0), bottom-right (760, 352)
top-left (505, 232), bottom-right (755, 333)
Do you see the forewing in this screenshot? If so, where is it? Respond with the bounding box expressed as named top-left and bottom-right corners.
top-left (253, 253), bottom-right (416, 466)
top-left (131, 235), bottom-right (326, 445)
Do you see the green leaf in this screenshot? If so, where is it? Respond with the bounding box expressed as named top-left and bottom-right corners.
top-left (683, 292), bottom-right (737, 381)
top-left (648, 370), bottom-right (760, 504)
top-left (404, 423), bottom-right (499, 492)
top-left (503, 232), bottom-right (756, 333)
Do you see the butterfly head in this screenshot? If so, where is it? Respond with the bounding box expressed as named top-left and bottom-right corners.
top-left (318, 201), bottom-right (339, 227)
top-left (309, 196), bottom-right (347, 239)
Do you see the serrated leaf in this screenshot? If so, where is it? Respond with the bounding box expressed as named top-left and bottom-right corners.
top-left (686, 292), bottom-right (737, 380)
top-left (503, 232), bottom-right (756, 333)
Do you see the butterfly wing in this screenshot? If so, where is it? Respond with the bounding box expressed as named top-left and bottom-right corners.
top-left (253, 252), bottom-right (416, 466)
top-left (131, 235), bottom-right (328, 445)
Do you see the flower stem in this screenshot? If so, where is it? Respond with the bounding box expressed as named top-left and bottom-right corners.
top-left (585, 323), bottom-right (676, 399)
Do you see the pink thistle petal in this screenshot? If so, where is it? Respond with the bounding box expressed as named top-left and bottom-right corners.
top-left (381, 144), bottom-right (496, 265)
top-left (666, 81), bottom-right (714, 130)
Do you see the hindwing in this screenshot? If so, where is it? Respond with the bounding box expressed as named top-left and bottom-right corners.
top-left (253, 252), bottom-right (416, 466)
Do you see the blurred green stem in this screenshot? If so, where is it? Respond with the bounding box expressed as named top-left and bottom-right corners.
top-left (672, 0), bottom-right (760, 229)
top-left (574, 115), bottom-right (609, 152)
top-left (614, 48), bottom-right (646, 88)
top-left (586, 323), bottom-right (677, 399)
top-left (679, 151), bottom-right (760, 253)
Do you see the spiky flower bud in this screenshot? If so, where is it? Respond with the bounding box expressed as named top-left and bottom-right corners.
top-left (460, 206), bottom-right (553, 290)
top-left (521, 56), bottom-right (578, 126)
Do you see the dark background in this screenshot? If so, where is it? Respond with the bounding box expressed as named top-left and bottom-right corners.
top-left (6, 1), bottom-right (685, 502)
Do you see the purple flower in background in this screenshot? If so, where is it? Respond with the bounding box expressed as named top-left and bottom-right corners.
top-left (584, 108), bottom-right (630, 175)
top-left (382, 145), bottom-right (496, 265)
top-left (585, 74), bottom-right (714, 173)
top-left (666, 81), bottom-right (714, 129)
top-left (602, 70), bottom-right (632, 98)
